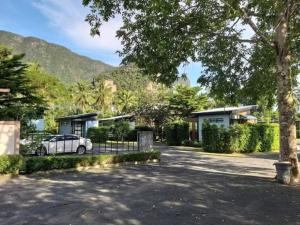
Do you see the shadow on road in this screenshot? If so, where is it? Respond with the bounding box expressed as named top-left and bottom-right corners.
top-left (0, 147), bottom-right (300, 225)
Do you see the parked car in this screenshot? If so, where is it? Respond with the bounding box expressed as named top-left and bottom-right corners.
top-left (20, 132), bottom-right (52, 145)
top-left (36, 134), bottom-right (92, 156)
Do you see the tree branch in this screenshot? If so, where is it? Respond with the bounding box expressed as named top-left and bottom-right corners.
top-left (220, 0), bottom-right (275, 49)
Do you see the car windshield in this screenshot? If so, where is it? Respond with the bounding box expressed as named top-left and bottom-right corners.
top-left (42, 135), bottom-right (56, 141)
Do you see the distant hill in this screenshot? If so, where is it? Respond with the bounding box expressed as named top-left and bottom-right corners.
top-left (0, 30), bottom-right (114, 83)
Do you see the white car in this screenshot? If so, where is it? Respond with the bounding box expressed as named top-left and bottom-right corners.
top-left (36, 135), bottom-right (93, 156)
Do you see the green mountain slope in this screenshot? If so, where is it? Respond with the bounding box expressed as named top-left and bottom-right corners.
top-left (0, 30), bottom-right (114, 83)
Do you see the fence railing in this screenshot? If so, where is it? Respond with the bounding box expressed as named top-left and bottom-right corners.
top-left (21, 132), bottom-right (151, 156)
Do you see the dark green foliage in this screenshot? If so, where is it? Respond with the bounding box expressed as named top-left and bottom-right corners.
top-left (169, 84), bottom-right (209, 118)
top-left (125, 125), bottom-right (153, 141)
top-left (0, 46), bottom-right (45, 120)
top-left (82, 0), bottom-right (295, 107)
top-left (182, 140), bottom-right (202, 148)
top-left (135, 125), bottom-right (154, 131)
top-left (126, 129), bottom-right (138, 141)
top-left (202, 123), bottom-right (232, 153)
top-left (0, 31), bottom-right (113, 83)
top-left (202, 123), bottom-right (279, 153)
top-left (165, 122), bottom-right (189, 146)
top-left (0, 155), bottom-right (24, 174)
top-left (87, 126), bottom-right (110, 143)
top-left (112, 121), bottom-right (131, 140)
top-left (23, 151), bottom-right (160, 174)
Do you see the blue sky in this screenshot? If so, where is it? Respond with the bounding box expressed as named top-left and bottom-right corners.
top-left (0, 0), bottom-right (202, 86)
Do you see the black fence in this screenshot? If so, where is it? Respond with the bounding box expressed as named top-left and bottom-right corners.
top-left (22, 133), bottom-right (143, 156)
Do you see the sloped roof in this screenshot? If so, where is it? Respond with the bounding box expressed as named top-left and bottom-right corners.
top-left (56, 112), bottom-right (99, 120)
top-left (98, 114), bottom-right (134, 122)
top-left (191, 105), bottom-right (258, 116)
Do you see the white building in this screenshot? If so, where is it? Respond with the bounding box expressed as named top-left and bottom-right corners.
top-left (188, 105), bottom-right (258, 141)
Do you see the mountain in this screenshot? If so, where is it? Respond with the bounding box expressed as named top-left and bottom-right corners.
top-left (0, 30), bottom-right (114, 83)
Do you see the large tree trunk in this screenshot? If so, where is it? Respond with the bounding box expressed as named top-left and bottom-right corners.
top-left (275, 1), bottom-right (299, 183)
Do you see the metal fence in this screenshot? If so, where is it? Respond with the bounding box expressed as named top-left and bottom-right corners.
top-left (22, 132), bottom-right (149, 156)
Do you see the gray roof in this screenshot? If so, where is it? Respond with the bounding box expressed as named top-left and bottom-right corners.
top-left (56, 112), bottom-right (99, 121)
top-left (191, 105), bottom-right (258, 116)
top-left (98, 114), bottom-right (134, 122)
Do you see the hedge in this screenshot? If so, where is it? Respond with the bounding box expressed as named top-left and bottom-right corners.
top-left (202, 123), bottom-right (279, 153)
top-left (165, 122), bottom-right (189, 146)
top-left (125, 125), bottom-right (154, 141)
top-left (87, 126), bottom-right (110, 143)
top-left (0, 155), bottom-right (24, 174)
top-left (0, 151), bottom-right (161, 175)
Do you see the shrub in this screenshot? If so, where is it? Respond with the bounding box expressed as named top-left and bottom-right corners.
top-left (109, 121), bottom-right (131, 141)
top-left (182, 139), bottom-right (202, 148)
top-left (165, 121), bottom-right (189, 146)
top-left (23, 151), bottom-right (161, 174)
top-left (0, 155), bottom-right (24, 174)
top-left (135, 125), bottom-right (153, 131)
top-left (125, 125), bottom-right (154, 141)
top-left (87, 126), bottom-right (110, 143)
top-left (202, 123), bottom-right (279, 153)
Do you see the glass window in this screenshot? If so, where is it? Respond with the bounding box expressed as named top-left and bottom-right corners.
top-left (65, 135), bottom-right (79, 140)
top-left (209, 118), bottom-right (224, 123)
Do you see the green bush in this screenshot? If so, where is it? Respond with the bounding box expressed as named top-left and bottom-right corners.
top-left (202, 123), bottom-right (279, 153)
top-left (23, 151), bottom-right (161, 174)
top-left (165, 121), bottom-right (189, 146)
top-left (182, 139), bottom-right (202, 148)
top-left (135, 125), bottom-right (154, 131)
top-left (87, 126), bottom-right (110, 143)
top-left (125, 125), bottom-right (154, 141)
top-left (0, 155), bottom-right (24, 174)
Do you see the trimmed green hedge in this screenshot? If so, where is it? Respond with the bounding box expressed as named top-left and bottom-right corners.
top-left (165, 122), bottom-right (189, 146)
top-left (0, 155), bottom-right (24, 174)
top-left (202, 123), bottom-right (279, 153)
top-left (0, 151), bottom-right (161, 175)
top-left (23, 151), bottom-right (160, 174)
top-left (87, 126), bottom-right (110, 143)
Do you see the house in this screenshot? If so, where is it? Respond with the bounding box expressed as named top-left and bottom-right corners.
top-left (56, 112), bottom-right (99, 137)
top-left (98, 114), bottom-right (135, 129)
top-left (188, 105), bottom-right (258, 141)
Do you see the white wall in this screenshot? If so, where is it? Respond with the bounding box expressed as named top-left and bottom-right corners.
top-left (198, 114), bottom-right (230, 141)
top-left (0, 121), bottom-right (20, 155)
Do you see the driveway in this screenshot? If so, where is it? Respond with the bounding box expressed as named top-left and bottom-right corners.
top-left (0, 146), bottom-right (300, 225)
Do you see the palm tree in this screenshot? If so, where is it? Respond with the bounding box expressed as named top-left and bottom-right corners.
top-left (116, 90), bottom-right (137, 114)
top-left (72, 81), bottom-right (92, 113)
top-left (93, 79), bottom-right (113, 114)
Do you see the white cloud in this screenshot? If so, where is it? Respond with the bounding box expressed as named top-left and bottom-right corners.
top-left (32, 0), bottom-right (123, 53)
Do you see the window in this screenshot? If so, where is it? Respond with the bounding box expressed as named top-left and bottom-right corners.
top-left (55, 136), bottom-right (65, 141)
top-left (208, 118), bottom-right (224, 123)
top-left (65, 135), bottom-right (79, 140)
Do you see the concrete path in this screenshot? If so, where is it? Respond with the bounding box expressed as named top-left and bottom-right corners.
top-left (0, 147), bottom-right (300, 225)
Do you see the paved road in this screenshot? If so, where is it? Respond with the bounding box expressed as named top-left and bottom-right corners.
top-left (0, 147), bottom-right (300, 225)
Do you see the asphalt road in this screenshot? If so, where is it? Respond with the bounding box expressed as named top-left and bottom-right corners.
top-left (0, 146), bottom-right (300, 225)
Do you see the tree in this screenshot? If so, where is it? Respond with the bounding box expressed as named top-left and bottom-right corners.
top-left (0, 46), bottom-right (44, 121)
top-left (92, 79), bottom-right (113, 115)
top-left (72, 81), bottom-right (93, 113)
top-left (169, 84), bottom-right (210, 118)
top-left (26, 64), bottom-right (76, 132)
top-left (115, 89), bottom-right (137, 114)
top-left (83, 0), bottom-right (300, 182)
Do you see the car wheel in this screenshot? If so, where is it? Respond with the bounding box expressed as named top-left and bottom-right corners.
top-left (36, 146), bottom-right (47, 156)
top-left (77, 146), bottom-right (86, 155)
